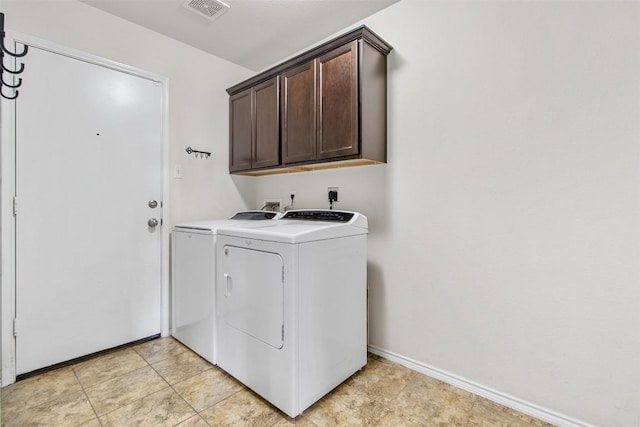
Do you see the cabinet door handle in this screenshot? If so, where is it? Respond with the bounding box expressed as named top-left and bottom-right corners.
top-left (224, 273), bottom-right (232, 297)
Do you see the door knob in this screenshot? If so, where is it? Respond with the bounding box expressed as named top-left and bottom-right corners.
top-left (148, 218), bottom-right (159, 228)
top-left (148, 200), bottom-right (158, 208)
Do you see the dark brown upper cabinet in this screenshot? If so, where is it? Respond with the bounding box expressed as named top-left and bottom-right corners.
top-left (227, 25), bottom-right (392, 175)
top-left (228, 76), bottom-right (280, 172)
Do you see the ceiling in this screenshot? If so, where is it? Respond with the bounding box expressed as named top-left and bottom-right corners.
top-left (80, 0), bottom-right (400, 71)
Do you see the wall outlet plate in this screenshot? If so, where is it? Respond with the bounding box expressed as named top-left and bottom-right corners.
top-left (328, 187), bottom-right (339, 203)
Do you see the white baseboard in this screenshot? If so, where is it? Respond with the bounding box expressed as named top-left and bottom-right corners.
top-left (367, 345), bottom-right (595, 427)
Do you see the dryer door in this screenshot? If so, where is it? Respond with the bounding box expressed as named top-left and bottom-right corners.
top-left (220, 246), bottom-right (284, 349)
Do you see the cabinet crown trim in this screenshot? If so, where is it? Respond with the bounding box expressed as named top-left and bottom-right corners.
top-left (226, 25), bottom-right (392, 96)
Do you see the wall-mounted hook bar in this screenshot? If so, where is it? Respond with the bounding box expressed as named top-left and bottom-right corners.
top-left (0, 13), bottom-right (28, 100)
top-left (186, 147), bottom-right (212, 159)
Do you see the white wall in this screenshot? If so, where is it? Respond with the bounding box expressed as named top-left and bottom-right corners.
top-left (1, 0), bottom-right (255, 225)
top-left (255, 1), bottom-right (640, 426)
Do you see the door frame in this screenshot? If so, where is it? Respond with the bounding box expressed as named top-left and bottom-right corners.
top-left (0, 31), bottom-right (171, 386)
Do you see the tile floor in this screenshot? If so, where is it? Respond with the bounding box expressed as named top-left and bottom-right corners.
top-left (1, 337), bottom-right (551, 426)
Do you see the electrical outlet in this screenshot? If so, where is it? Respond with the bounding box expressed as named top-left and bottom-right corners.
top-left (328, 187), bottom-right (339, 203)
top-left (283, 191), bottom-right (297, 211)
top-left (263, 199), bottom-right (281, 211)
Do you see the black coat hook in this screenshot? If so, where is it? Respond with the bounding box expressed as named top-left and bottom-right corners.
top-left (1, 40), bottom-right (27, 58)
top-left (1, 55), bottom-right (24, 74)
top-left (1, 87), bottom-right (17, 100)
top-left (1, 74), bottom-right (21, 88)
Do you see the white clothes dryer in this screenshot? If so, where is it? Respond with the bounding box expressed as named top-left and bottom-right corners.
top-left (215, 209), bottom-right (368, 417)
top-left (171, 211), bottom-right (281, 364)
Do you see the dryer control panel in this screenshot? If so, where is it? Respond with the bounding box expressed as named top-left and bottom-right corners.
top-left (230, 211), bottom-right (279, 220)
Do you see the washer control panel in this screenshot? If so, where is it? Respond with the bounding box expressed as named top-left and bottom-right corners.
top-left (281, 210), bottom-right (354, 222)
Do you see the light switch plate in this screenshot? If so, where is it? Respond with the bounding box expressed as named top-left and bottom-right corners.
top-left (174, 164), bottom-right (183, 179)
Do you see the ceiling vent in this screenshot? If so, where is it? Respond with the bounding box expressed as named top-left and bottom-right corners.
top-left (182, 0), bottom-right (230, 21)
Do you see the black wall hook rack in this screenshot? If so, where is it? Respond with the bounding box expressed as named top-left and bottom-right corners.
top-left (0, 13), bottom-right (28, 100)
top-left (186, 147), bottom-right (211, 159)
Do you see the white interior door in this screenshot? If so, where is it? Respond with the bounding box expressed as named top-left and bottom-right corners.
top-left (15, 46), bottom-right (163, 375)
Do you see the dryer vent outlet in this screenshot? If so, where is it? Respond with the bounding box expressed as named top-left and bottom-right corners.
top-left (263, 200), bottom-right (281, 212)
top-left (182, 0), bottom-right (230, 21)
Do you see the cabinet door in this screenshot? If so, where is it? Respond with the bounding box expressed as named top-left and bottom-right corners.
top-left (282, 61), bottom-right (316, 164)
top-left (317, 41), bottom-right (359, 160)
top-left (253, 77), bottom-right (280, 169)
top-left (229, 89), bottom-right (252, 171)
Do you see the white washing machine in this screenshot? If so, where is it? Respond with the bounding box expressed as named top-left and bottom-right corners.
top-left (171, 211), bottom-right (281, 364)
top-left (215, 209), bottom-right (368, 417)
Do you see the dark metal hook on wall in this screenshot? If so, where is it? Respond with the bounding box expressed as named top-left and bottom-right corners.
top-left (0, 13), bottom-right (28, 100)
top-left (186, 147), bottom-right (212, 159)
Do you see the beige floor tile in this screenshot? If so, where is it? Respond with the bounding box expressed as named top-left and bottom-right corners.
top-left (466, 398), bottom-right (551, 427)
top-left (84, 365), bottom-right (168, 415)
top-left (133, 337), bottom-right (188, 364)
top-left (0, 340), bottom-right (551, 427)
top-left (151, 350), bottom-right (212, 385)
top-left (73, 348), bottom-right (148, 388)
top-left (1, 367), bottom-right (83, 418)
top-left (272, 415), bottom-right (319, 426)
top-left (368, 408), bottom-right (430, 427)
top-left (174, 414), bottom-right (211, 426)
top-left (366, 352), bottom-right (385, 361)
top-left (199, 389), bottom-right (283, 426)
top-left (303, 383), bottom-right (387, 427)
top-left (99, 387), bottom-right (196, 427)
top-left (390, 374), bottom-right (476, 426)
top-left (2, 389), bottom-right (96, 427)
top-left (173, 367), bottom-right (243, 411)
top-left (78, 417), bottom-right (102, 427)
top-left (345, 357), bottom-right (416, 404)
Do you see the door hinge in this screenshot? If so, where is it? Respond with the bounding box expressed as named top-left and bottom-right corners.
top-left (13, 318), bottom-right (17, 337)
top-left (13, 196), bottom-right (17, 216)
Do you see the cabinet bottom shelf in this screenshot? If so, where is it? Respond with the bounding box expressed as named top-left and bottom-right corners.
top-left (232, 158), bottom-right (384, 176)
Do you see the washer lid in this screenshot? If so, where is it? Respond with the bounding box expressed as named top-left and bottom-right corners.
top-left (173, 210), bottom-right (282, 233)
top-left (217, 210), bottom-right (368, 243)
